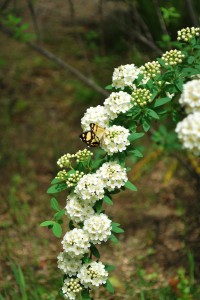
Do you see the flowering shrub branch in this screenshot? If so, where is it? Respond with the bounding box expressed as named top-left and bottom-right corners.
top-left (41, 27), bottom-right (200, 300)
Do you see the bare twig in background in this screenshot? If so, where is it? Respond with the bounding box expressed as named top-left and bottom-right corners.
top-left (152, 0), bottom-right (168, 36)
top-left (26, 0), bottom-right (42, 42)
top-left (0, 24), bottom-right (109, 97)
top-left (67, 0), bottom-right (94, 79)
top-left (185, 0), bottom-right (199, 27)
top-left (130, 3), bottom-right (163, 55)
top-left (98, 0), bottom-right (106, 57)
top-left (0, 0), bottom-right (12, 10)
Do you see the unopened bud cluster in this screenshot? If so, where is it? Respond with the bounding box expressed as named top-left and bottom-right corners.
top-left (140, 61), bottom-right (161, 82)
top-left (75, 149), bottom-right (93, 162)
top-left (87, 266), bottom-right (98, 279)
top-left (66, 171), bottom-right (84, 187)
top-left (161, 49), bottom-right (185, 66)
top-left (56, 170), bottom-right (68, 181)
top-left (57, 153), bottom-right (75, 168)
top-left (177, 27), bottom-right (200, 42)
top-left (131, 88), bottom-right (152, 107)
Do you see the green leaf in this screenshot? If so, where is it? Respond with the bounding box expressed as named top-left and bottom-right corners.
top-left (105, 265), bottom-right (116, 272)
top-left (153, 97), bottom-right (171, 107)
top-left (105, 84), bottom-right (113, 90)
top-left (52, 222), bottom-right (62, 238)
top-left (112, 222), bottom-right (124, 233)
top-left (40, 220), bottom-right (54, 227)
top-left (125, 180), bottom-right (137, 191)
top-left (81, 290), bottom-right (92, 300)
top-left (103, 195), bottom-right (113, 205)
top-left (129, 149), bottom-right (143, 158)
top-left (69, 220), bottom-right (75, 230)
top-left (51, 178), bottom-right (63, 184)
top-left (142, 119), bottom-right (150, 132)
top-left (51, 198), bottom-right (60, 211)
top-left (91, 244), bottom-right (100, 259)
top-left (128, 132), bottom-right (144, 142)
top-left (110, 233), bottom-right (119, 244)
top-left (187, 56), bottom-right (195, 64)
top-left (147, 109), bottom-right (159, 120)
top-left (94, 199), bottom-right (103, 214)
top-left (47, 182), bottom-right (67, 194)
top-left (105, 279), bottom-right (115, 294)
top-left (54, 209), bottom-right (65, 221)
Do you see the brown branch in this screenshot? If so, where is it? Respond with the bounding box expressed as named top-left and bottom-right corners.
top-left (152, 0), bottom-right (169, 36)
top-left (26, 0), bottom-right (42, 42)
top-left (0, 24), bottom-right (109, 97)
top-left (184, 0), bottom-right (199, 27)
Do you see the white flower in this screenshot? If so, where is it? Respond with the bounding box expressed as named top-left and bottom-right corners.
top-left (81, 105), bottom-right (110, 131)
top-left (62, 278), bottom-right (82, 300)
top-left (177, 27), bottom-right (200, 42)
top-left (83, 213), bottom-right (112, 244)
top-left (74, 173), bottom-right (105, 204)
top-left (104, 91), bottom-right (133, 120)
top-left (101, 125), bottom-right (130, 155)
top-left (77, 261), bottom-right (108, 289)
top-left (96, 161), bottom-right (128, 191)
top-left (65, 193), bottom-right (95, 223)
top-left (175, 112), bottom-right (200, 156)
top-left (179, 80), bottom-right (200, 113)
top-left (57, 252), bottom-right (82, 276)
top-left (161, 49), bottom-right (185, 66)
top-left (112, 64), bottom-right (140, 90)
top-left (61, 228), bottom-right (90, 257)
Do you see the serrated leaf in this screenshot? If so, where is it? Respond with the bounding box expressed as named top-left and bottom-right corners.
top-left (105, 279), bottom-right (115, 294)
top-left (125, 180), bottom-right (137, 191)
top-left (147, 109), bottom-right (159, 120)
top-left (110, 233), bottom-right (119, 244)
top-left (128, 132), bottom-right (144, 142)
top-left (153, 97), bottom-right (171, 107)
top-left (103, 195), bottom-right (113, 205)
top-left (51, 198), bottom-right (60, 211)
top-left (47, 182), bottom-right (67, 194)
top-left (91, 244), bottom-right (100, 259)
top-left (52, 223), bottom-right (62, 238)
top-left (40, 220), bottom-right (54, 227)
top-left (54, 209), bottom-right (65, 221)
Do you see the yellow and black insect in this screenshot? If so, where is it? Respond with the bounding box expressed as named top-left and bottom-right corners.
top-left (80, 123), bottom-right (105, 147)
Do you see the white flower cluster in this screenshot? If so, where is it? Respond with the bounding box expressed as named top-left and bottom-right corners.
top-left (101, 125), bottom-right (130, 155)
top-left (81, 105), bottom-right (109, 131)
top-left (74, 173), bottom-right (105, 204)
top-left (104, 91), bottom-right (133, 120)
top-left (112, 64), bottom-right (140, 90)
top-left (161, 49), bottom-right (185, 66)
top-left (61, 228), bottom-right (90, 257)
top-left (177, 27), bottom-right (200, 42)
top-left (65, 193), bottom-right (95, 223)
top-left (96, 161), bottom-right (128, 191)
top-left (83, 213), bottom-right (112, 244)
top-left (56, 170), bottom-right (68, 180)
top-left (57, 252), bottom-right (82, 276)
top-left (178, 79), bottom-right (200, 113)
top-left (77, 261), bottom-right (108, 289)
top-left (62, 278), bottom-right (82, 300)
top-left (175, 112), bottom-right (200, 156)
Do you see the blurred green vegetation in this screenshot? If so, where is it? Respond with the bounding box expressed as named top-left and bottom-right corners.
top-left (0, 0), bottom-right (200, 299)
